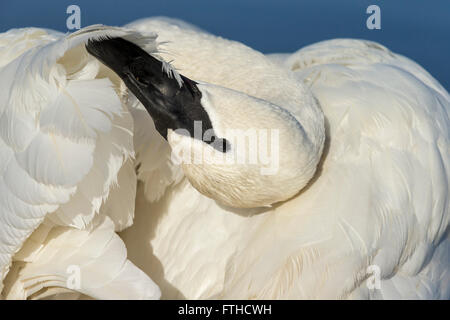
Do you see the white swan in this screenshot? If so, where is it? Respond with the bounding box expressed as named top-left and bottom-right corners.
top-left (119, 18), bottom-right (449, 299)
top-left (0, 17), bottom-right (448, 300)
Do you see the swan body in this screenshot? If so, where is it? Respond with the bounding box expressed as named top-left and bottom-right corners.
top-left (121, 18), bottom-right (449, 299)
top-left (0, 17), bottom-right (448, 299)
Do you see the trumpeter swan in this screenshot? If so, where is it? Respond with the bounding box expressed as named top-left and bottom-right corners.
top-left (0, 17), bottom-right (448, 299)
top-left (119, 18), bottom-right (449, 299)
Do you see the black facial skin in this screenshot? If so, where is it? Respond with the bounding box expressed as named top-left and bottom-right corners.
top-left (85, 37), bottom-right (229, 152)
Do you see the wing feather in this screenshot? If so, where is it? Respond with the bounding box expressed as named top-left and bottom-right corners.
top-left (0, 25), bottom-right (151, 295)
top-left (3, 217), bottom-right (160, 300)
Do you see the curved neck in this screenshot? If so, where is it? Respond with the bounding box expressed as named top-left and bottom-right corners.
top-left (152, 23), bottom-right (324, 151)
top-left (148, 24), bottom-right (326, 204)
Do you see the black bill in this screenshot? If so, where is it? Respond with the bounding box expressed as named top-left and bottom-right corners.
top-left (86, 37), bottom-right (229, 152)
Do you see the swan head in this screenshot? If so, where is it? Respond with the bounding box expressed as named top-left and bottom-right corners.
top-left (86, 37), bottom-right (324, 208)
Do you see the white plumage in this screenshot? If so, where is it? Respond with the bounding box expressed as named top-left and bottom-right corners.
top-left (0, 17), bottom-right (448, 299)
top-left (0, 26), bottom-right (160, 299)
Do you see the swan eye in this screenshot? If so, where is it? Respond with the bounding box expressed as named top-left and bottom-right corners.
top-left (134, 75), bottom-right (150, 86)
top-left (128, 58), bottom-right (152, 86)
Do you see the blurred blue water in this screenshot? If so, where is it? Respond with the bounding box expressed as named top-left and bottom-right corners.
top-left (1, 0), bottom-right (449, 89)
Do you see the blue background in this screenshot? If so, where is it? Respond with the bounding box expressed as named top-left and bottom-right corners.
top-left (1, 0), bottom-right (449, 89)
